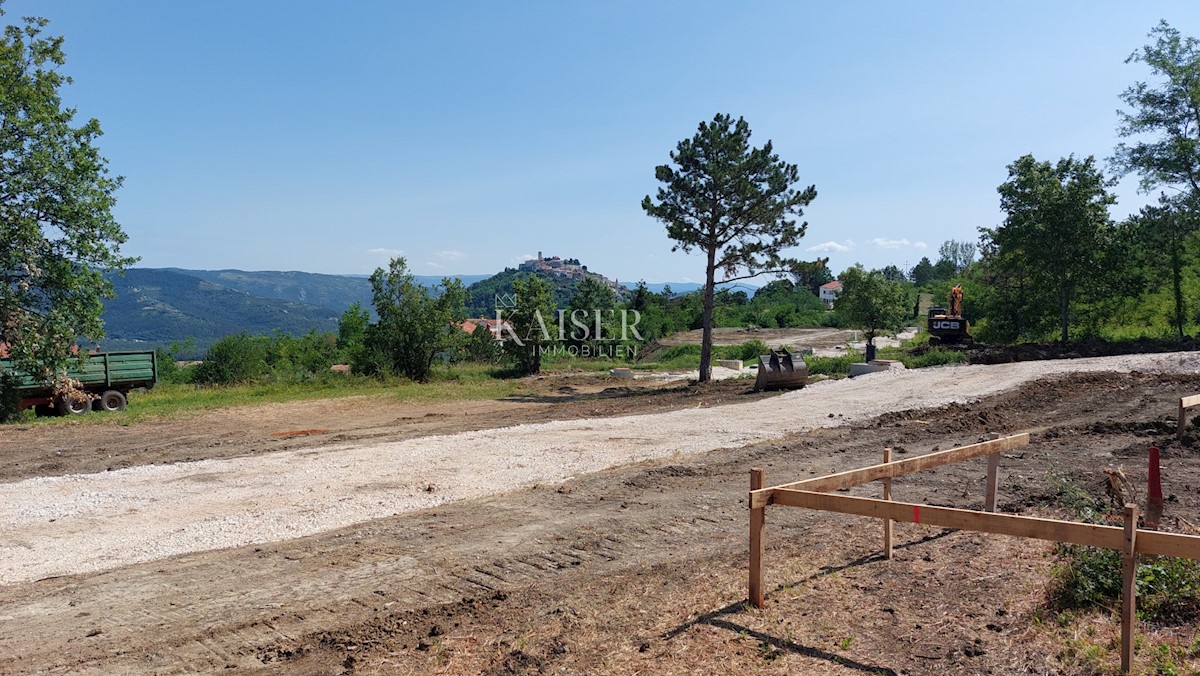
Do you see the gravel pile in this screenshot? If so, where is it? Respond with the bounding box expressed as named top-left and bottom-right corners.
top-left (3, 351), bottom-right (1197, 585)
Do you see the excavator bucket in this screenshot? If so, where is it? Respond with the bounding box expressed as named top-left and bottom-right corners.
top-left (753, 348), bottom-right (808, 392)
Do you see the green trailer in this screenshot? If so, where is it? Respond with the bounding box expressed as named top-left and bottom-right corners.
top-left (1, 351), bottom-right (158, 416)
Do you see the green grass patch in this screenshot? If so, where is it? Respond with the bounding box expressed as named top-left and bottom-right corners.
top-left (636, 340), bottom-right (776, 371)
top-left (803, 352), bottom-right (860, 378)
top-left (21, 365), bottom-right (532, 425)
top-left (896, 346), bottom-right (969, 369)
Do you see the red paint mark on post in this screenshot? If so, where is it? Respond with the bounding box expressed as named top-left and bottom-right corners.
top-left (913, 505), bottom-right (921, 523)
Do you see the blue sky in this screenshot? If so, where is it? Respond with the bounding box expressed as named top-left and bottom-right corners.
top-left (6, 1), bottom-right (1199, 283)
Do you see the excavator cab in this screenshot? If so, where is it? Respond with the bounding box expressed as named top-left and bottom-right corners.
top-left (927, 285), bottom-right (972, 345)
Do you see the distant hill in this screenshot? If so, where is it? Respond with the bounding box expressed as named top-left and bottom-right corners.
top-left (166, 268), bottom-right (492, 312)
top-left (99, 269), bottom-right (340, 353)
top-left (466, 269), bottom-right (579, 316)
top-left (93, 266), bottom-right (749, 353)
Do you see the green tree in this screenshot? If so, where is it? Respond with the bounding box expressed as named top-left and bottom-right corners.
top-left (880, 264), bottom-right (906, 283)
top-left (0, 4), bottom-right (135, 379)
top-left (937, 239), bottom-right (977, 275)
top-left (565, 275), bottom-right (617, 351)
top-left (909, 257), bottom-right (935, 286)
top-left (1113, 21), bottom-right (1200, 198)
top-left (986, 154), bottom-right (1117, 342)
top-left (790, 257), bottom-right (833, 295)
top-left (193, 334), bottom-right (268, 386)
top-left (1122, 198), bottom-right (1198, 337)
top-left (836, 265), bottom-right (910, 356)
top-left (362, 257), bottom-right (466, 382)
top-left (642, 114), bottom-right (817, 382)
top-left (337, 301), bottom-right (370, 368)
top-left (502, 274), bottom-right (555, 375)
top-left (1110, 22), bottom-right (1200, 338)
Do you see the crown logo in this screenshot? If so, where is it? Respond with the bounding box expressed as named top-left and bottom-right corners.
top-left (494, 293), bottom-right (517, 309)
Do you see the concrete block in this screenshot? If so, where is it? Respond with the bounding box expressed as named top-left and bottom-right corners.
top-left (848, 360), bottom-right (907, 377)
top-left (610, 368), bottom-right (634, 378)
top-left (716, 359), bottom-right (743, 370)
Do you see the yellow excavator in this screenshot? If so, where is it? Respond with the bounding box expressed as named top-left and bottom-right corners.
top-left (927, 285), bottom-right (971, 345)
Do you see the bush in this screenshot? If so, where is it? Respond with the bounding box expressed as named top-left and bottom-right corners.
top-left (803, 352), bottom-right (859, 377)
top-left (901, 347), bottom-right (968, 369)
top-left (1051, 545), bottom-right (1200, 623)
top-left (192, 334), bottom-right (268, 386)
top-left (1048, 472), bottom-right (1200, 623)
top-left (0, 372), bottom-right (22, 423)
top-left (728, 339), bottom-right (770, 363)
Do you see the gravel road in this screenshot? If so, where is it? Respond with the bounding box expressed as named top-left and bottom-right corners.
top-left (4, 351), bottom-right (1198, 585)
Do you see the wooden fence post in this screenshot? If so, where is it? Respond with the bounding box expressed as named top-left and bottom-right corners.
top-left (984, 452), bottom-right (1000, 513)
top-left (1177, 395), bottom-right (1200, 440)
top-left (883, 449), bottom-right (893, 559)
top-left (1121, 504), bottom-right (1139, 674)
top-left (750, 467), bottom-right (765, 608)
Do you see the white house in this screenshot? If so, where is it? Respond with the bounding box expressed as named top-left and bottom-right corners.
top-left (819, 280), bottom-right (842, 308)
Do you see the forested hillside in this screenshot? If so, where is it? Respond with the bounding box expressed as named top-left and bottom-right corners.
top-left (100, 269), bottom-right (339, 351)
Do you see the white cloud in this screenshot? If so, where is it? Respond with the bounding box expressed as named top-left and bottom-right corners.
top-left (511, 253), bottom-right (536, 264)
top-left (368, 247), bottom-right (403, 257)
top-left (806, 240), bottom-right (854, 253)
top-left (870, 237), bottom-right (921, 249)
top-left (437, 250), bottom-right (466, 261)
top-left (425, 261), bottom-right (442, 269)
top-left (914, 241), bottom-right (928, 249)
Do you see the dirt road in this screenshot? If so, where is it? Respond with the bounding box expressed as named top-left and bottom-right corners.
top-left (2, 354), bottom-right (1200, 674)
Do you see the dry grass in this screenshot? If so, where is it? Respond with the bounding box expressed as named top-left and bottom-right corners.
top-left (334, 513), bottom-right (1198, 675)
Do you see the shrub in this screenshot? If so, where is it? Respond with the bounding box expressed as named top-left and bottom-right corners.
top-left (731, 339), bottom-right (770, 363)
top-left (803, 352), bottom-right (858, 377)
top-left (192, 334), bottom-right (268, 386)
top-left (1048, 472), bottom-right (1200, 623)
top-left (1051, 546), bottom-right (1200, 623)
top-left (902, 347), bottom-right (968, 369)
top-left (0, 372), bottom-right (22, 423)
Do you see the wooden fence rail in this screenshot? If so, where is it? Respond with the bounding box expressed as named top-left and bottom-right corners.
top-left (1179, 394), bottom-right (1200, 440)
top-left (748, 433), bottom-right (1200, 674)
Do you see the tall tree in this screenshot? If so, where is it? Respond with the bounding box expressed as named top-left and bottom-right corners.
top-left (336, 301), bottom-right (370, 368)
top-left (909, 257), bottom-right (935, 286)
top-left (1110, 22), bottom-right (1200, 338)
top-left (0, 3), bottom-right (135, 379)
top-left (502, 274), bottom-right (555, 375)
top-left (1122, 197), bottom-right (1198, 338)
top-left (565, 275), bottom-right (618, 351)
top-left (362, 257), bottom-right (465, 382)
top-left (937, 239), bottom-right (977, 274)
top-left (790, 257), bottom-right (833, 295)
top-left (1112, 21), bottom-right (1200, 198)
top-left (988, 154), bottom-right (1117, 342)
top-left (642, 114), bottom-right (816, 382)
top-left (836, 265), bottom-right (910, 357)
top-left (880, 264), bottom-right (906, 283)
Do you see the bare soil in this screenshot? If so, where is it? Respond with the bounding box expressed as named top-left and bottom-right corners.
top-left (2, 368), bottom-right (1200, 674)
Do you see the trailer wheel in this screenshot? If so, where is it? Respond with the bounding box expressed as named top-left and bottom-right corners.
top-left (98, 390), bottom-right (127, 412)
top-left (56, 394), bottom-right (91, 416)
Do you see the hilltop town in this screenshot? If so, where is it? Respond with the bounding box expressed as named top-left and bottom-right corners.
top-left (518, 251), bottom-right (625, 293)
